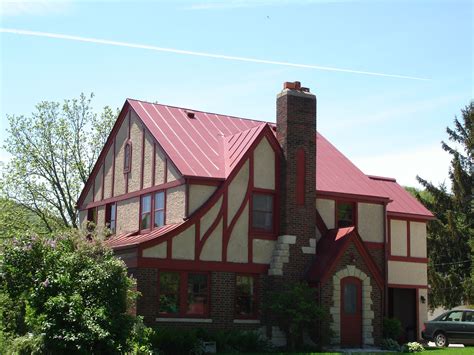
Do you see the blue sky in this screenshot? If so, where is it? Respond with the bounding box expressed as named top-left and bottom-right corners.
top-left (1, 0), bottom-right (472, 188)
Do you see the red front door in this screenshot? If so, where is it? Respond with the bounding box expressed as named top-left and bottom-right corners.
top-left (340, 276), bottom-right (362, 347)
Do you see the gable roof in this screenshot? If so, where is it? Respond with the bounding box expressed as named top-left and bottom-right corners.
top-left (369, 175), bottom-right (434, 219)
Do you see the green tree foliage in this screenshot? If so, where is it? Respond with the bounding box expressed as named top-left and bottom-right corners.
top-left (1, 94), bottom-right (117, 230)
top-left (415, 101), bottom-right (473, 309)
top-left (0, 230), bottom-right (137, 353)
top-left (266, 282), bottom-right (329, 351)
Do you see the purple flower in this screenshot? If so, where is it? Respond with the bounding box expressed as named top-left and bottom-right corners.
top-left (42, 278), bottom-right (50, 288)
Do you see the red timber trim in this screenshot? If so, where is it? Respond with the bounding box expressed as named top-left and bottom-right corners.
top-left (185, 182), bottom-right (189, 218)
top-left (125, 112), bottom-right (131, 194)
top-left (140, 258), bottom-right (269, 273)
top-left (317, 191), bottom-right (390, 204)
top-left (388, 283), bottom-right (428, 289)
top-left (152, 143), bottom-right (156, 186)
top-left (407, 220), bottom-right (411, 257)
top-left (319, 229), bottom-right (384, 290)
top-left (112, 138), bottom-right (116, 197)
top-left (186, 178), bottom-right (221, 186)
top-left (82, 178), bottom-right (184, 210)
top-left (136, 125), bottom-right (280, 267)
top-left (296, 148), bottom-right (305, 205)
top-left (197, 202), bottom-right (224, 259)
top-left (234, 273), bottom-right (260, 320)
top-left (164, 158), bottom-right (168, 183)
top-left (101, 159), bottom-right (105, 201)
top-left (140, 124), bottom-right (145, 190)
top-left (388, 256), bottom-right (428, 263)
top-left (365, 242), bottom-right (384, 250)
top-left (387, 211), bottom-right (435, 221)
top-left (92, 175), bottom-right (95, 202)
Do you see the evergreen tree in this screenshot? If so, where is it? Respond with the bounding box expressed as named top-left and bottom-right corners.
top-left (416, 101), bottom-right (473, 309)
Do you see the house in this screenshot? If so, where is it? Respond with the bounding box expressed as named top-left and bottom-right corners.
top-left (77, 81), bottom-right (433, 347)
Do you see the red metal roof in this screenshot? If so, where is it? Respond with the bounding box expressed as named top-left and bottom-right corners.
top-left (369, 176), bottom-right (434, 219)
top-left (105, 223), bottom-right (183, 249)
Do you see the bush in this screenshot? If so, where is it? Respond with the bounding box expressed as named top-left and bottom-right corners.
top-left (150, 327), bottom-right (201, 355)
top-left (0, 231), bottom-right (137, 353)
top-left (212, 329), bottom-right (271, 353)
top-left (266, 282), bottom-right (329, 351)
top-left (402, 341), bottom-right (425, 353)
top-left (129, 317), bottom-right (157, 355)
top-left (383, 317), bottom-right (402, 340)
top-left (380, 337), bottom-right (401, 351)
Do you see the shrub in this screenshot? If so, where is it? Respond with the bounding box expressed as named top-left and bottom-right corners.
top-left (402, 341), bottom-right (425, 353)
top-left (212, 329), bottom-right (271, 353)
top-left (129, 317), bottom-right (157, 355)
top-left (0, 231), bottom-right (137, 353)
top-left (380, 337), bottom-right (401, 351)
top-left (383, 317), bottom-right (402, 340)
top-left (150, 327), bottom-right (201, 355)
top-left (266, 282), bottom-right (329, 351)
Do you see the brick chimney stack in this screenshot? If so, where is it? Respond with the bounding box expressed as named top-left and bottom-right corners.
top-left (276, 81), bottom-right (317, 280)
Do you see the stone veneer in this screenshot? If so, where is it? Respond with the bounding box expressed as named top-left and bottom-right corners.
top-left (329, 265), bottom-right (374, 345)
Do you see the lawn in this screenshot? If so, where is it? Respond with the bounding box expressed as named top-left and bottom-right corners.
top-left (224, 347), bottom-right (473, 354)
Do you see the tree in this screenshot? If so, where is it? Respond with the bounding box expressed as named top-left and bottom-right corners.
top-left (1, 94), bottom-right (117, 231)
top-left (0, 230), bottom-right (137, 353)
top-left (415, 101), bottom-right (473, 309)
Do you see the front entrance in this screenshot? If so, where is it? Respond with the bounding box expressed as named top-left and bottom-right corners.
top-left (388, 288), bottom-right (417, 342)
top-left (340, 276), bottom-right (362, 347)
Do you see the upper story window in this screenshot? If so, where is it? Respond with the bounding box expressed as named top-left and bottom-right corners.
top-left (87, 207), bottom-right (97, 225)
top-left (337, 201), bottom-right (355, 228)
top-left (141, 191), bottom-right (165, 231)
top-left (123, 141), bottom-right (132, 173)
top-left (251, 193), bottom-right (274, 232)
top-left (141, 195), bottom-right (152, 230)
top-left (105, 203), bottom-right (117, 233)
top-left (235, 274), bottom-right (258, 318)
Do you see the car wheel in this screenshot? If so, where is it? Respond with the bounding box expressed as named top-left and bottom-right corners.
top-left (434, 332), bottom-right (448, 347)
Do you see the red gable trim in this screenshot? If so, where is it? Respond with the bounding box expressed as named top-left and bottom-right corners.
top-left (388, 211), bottom-right (435, 221)
top-left (317, 191), bottom-right (390, 204)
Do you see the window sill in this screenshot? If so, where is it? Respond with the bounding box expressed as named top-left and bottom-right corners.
top-left (156, 317), bottom-right (212, 323)
top-left (233, 319), bottom-right (260, 324)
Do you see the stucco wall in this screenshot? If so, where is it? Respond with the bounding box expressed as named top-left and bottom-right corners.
top-left (358, 203), bottom-right (384, 243)
top-left (200, 196), bottom-right (222, 238)
top-left (143, 241), bottom-right (167, 258)
top-left (166, 185), bottom-right (186, 224)
top-left (189, 184), bottom-right (217, 216)
top-left (227, 159), bottom-right (249, 222)
top-left (97, 205), bottom-right (106, 229)
top-left (253, 239), bottom-right (275, 264)
top-left (114, 115), bottom-right (128, 196)
top-left (253, 137), bottom-right (275, 190)
top-left (167, 163), bottom-right (180, 182)
top-left (103, 147), bottom-right (114, 199)
top-left (172, 226), bottom-right (195, 260)
top-left (116, 197), bottom-right (139, 234)
top-left (388, 261), bottom-right (427, 285)
top-left (79, 210), bottom-right (87, 228)
top-left (82, 187), bottom-right (93, 207)
top-left (143, 132), bottom-right (154, 189)
top-left (128, 113), bottom-right (143, 193)
top-left (316, 198), bottom-right (335, 229)
top-left (390, 219), bottom-right (407, 256)
top-left (200, 220), bottom-right (223, 261)
top-left (94, 169), bottom-right (103, 202)
top-left (155, 148), bottom-right (166, 185)
top-left (410, 222), bottom-right (427, 258)
top-left (227, 203), bottom-right (249, 263)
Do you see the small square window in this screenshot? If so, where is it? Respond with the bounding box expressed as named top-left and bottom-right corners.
top-left (337, 202), bottom-right (355, 228)
top-left (141, 195), bottom-right (152, 230)
top-left (252, 193), bottom-right (274, 232)
top-left (105, 203), bottom-right (116, 233)
top-left (235, 275), bottom-right (257, 317)
top-left (154, 192), bottom-right (165, 228)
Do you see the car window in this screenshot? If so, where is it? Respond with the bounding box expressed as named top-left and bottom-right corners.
top-left (443, 311), bottom-right (463, 322)
top-left (463, 311), bottom-right (474, 322)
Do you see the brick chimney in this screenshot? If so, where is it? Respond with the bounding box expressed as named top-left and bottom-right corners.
top-left (276, 81), bottom-right (317, 280)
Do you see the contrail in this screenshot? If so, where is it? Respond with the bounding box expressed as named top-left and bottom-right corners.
top-left (1, 28), bottom-right (430, 81)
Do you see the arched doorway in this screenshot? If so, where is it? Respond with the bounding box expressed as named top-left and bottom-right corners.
top-left (340, 276), bottom-right (362, 347)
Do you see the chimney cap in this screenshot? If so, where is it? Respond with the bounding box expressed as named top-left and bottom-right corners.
top-left (283, 81), bottom-right (310, 92)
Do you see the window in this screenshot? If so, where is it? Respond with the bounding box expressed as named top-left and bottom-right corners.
top-left (343, 282), bottom-right (357, 314)
top-left (87, 207), bottom-right (97, 224)
top-left (235, 275), bottom-right (258, 318)
top-left (464, 311), bottom-right (473, 322)
top-left (105, 203), bottom-right (117, 233)
top-left (158, 272), bottom-right (180, 314)
top-left (337, 202), bottom-right (355, 228)
top-left (141, 195), bottom-right (151, 230)
top-left (158, 272), bottom-right (209, 316)
top-left (187, 274), bottom-right (208, 315)
top-left (123, 141), bottom-right (132, 173)
top-left (154, 192), bottom-right (165, 228)
top-left (442, 311), bottom-right (463, 322)
top-left (252, 193), bottom-right (274, 232)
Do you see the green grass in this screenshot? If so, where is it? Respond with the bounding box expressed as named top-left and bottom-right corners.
top-left (218, 348), bottom-right (473, 354)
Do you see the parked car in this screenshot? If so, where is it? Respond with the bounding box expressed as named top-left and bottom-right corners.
top-left (422, 309), bottom-right (474, 347)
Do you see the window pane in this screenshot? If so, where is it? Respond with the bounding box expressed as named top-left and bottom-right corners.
top-left (154, 210), bottom-right (165, 228)
top-left (338, 203), bottom-right (354, 227)
top-left (464, 311), bottom-right (473, 322)
top-left (142, 195), bottom-right (151, 213)
top-left (447, 311), bottom-right (463, 322)
top-left (159, 272), bottom-right (179, 314)
top-left (253, 194), bottom-right (273, 211)
top-left (344, 282), bottom-right (357, 314)
top-left (236, 275), bottom-right (255, 316)
top-left (141, 213), bottom-right (150, 229)
top-left (187, 274), bottom-right (208, 315)
top-left (155, 192), bottom-right (165, 210)
top-left (253, 211), bottom-right (273, 231)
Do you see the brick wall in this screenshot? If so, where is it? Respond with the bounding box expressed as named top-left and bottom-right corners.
top-left (276, 84), bottom-right (317, 281)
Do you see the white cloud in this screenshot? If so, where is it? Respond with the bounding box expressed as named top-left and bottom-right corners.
top-left (182, 0), bottom-right (352, 10)
top-left (351, 144), bottom-right (451, 189)
top-left (0, 0), bottom-right (72, 16)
